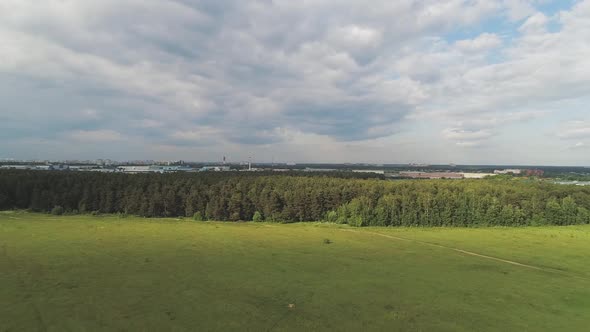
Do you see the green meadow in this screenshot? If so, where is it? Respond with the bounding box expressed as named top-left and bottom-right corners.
top-left (1, 211), bottom-right (589, 331)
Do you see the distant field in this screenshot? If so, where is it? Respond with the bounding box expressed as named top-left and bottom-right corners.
top-left (1, 212), bottom-right (590, 331)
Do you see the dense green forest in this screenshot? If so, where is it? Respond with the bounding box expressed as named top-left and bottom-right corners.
top-left (1, 170), bottom-right (589, 226)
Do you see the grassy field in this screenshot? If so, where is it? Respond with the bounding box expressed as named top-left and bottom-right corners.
top-left (1, 212), bottom-right (590, 331)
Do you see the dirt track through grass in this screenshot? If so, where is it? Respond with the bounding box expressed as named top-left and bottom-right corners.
top-left (343, 229), bottom-right (590, 281)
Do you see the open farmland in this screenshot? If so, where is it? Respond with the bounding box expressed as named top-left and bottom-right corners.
top-left (1, 212), bottom-right (590, 331)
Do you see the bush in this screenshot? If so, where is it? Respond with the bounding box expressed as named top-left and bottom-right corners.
top-left (229, 212), bottom-right (241, 221)
top-left (325, 210), bottom-right (338, 223)
top-left (253, 211), bottom-right (263, 222)
top-left (51, 206), bottom-right (64, 216)
top-left (348, 215), bottom-right (365, 227)
top-left (269, 213), bottom-right (282, 223)
top-left (193, 211), bottom-right (204, 221)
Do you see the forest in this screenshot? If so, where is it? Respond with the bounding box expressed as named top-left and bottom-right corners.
top-left (1, 170), bottom-right (589, 227)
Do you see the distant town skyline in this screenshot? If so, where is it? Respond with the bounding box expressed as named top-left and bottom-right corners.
top-left (1, 1), bottom-right (589, 166)
top-left (1, 156), bottom-right (589, 169)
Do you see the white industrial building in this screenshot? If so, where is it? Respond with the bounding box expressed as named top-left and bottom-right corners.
top-left (352, 170), bottom-right (385, 175)
top-left (462, 173), bottom-right (497, 179)
top-left (494, 169), bottom-right (522, 175)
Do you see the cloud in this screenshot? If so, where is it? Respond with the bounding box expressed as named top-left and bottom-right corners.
top-left (455, 33), bottom-right (502, 53)
top-left (440, 111), bottom-right (547, 146)
top-left (329, 25), bottom-right (383, 49)
top-left (569, 142), bottom-right (589, 150)
top-left (518, 12), bottom-right (549, 34)
top-left (442, 128), bottom-right (494, 147)
top-left (557, 121), bottom-right (590, 140)
top-left (63, 130), bottom-right (124, 142)
top-left (0, 0), bottom-right (589, 164)
top-left (0, 0), bottom-right (503, 147)
top-left (503, 0), bottom-right (537, 21)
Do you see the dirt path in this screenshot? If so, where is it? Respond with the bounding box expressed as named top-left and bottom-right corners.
top-left (342, 229), bottom-right (590, 281)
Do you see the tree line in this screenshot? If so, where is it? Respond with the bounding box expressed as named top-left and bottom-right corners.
top-left (1, 170), bottom-right (589, 226)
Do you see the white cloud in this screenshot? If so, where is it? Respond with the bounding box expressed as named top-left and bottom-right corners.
top-left (442, 128), bottom-right (494, 147)
top-left (329, 25), bottom-right (383, 50)
top-left (503, 0), bottom-right (537, 21)
top-left (456, 141), bottom-right (484, 148)
top-left (455, 33), bottom-right (502, 53)
top-left (80, 109), bottom-right (100, 120)
top-left (519, 12), bottom-right (549, 34)
top-left (64, 130), bottom-right (124, 142)
top-left (570, 142), bottom-right (588, 149)
top-left (557, 121), bottom-right (590, 140)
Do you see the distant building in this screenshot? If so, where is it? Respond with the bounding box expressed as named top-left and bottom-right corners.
top-left (304, 168), bottom-right (338, 172)
top-left (0, 165), bottom-right (33, 170)
top-left (525, 169), bottom-right (544, 177)
top-left (462, 173), bottom-right (496, 179)
top-left (352, 170), bottom-right (385, 175)
top-left (399, 172), bottom-right (464, 179)
top-left (118, 166), bottom-right (154, 173)
top-left (494, 169), bottom-right (522, 175)
top-left (69, 165), bottom-right (95, 171)
top-left (161, 166), bottom-right (192, 172)
top-left (241, 168), bottom-right (264, 172)
top-left (117, 165), bottom-right (195, 173)
top-left (53, 165), bottom-right (70, 171)
top-left (199, 166), bottom-right (231, 172)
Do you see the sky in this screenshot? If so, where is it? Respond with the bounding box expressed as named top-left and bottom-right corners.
top-left (1, 0), bottom-right (589, 165)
